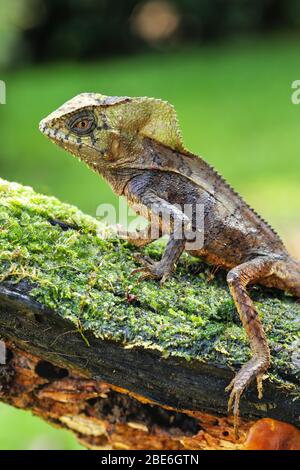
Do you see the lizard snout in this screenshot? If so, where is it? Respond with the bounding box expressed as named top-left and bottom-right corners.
top-left (39, 118), bottom-right (49, 135)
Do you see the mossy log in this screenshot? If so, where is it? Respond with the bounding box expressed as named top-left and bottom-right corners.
top-left (0, 178), bottom-right (299, 450)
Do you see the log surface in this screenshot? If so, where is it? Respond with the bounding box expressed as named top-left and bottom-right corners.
top-left (0, 282), bottom-right (299, 426)
top-left (0, 178), bottom-right (299, 449)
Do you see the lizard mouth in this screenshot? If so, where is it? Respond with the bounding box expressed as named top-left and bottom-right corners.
top-left (39, 119), bottom-right (58, 139)
top-left (39, 119), bottom-right (69, 144)
top-left (39, 118), bottom-right (108, 170)
top-left (39, 118), bottom-right (48, 134)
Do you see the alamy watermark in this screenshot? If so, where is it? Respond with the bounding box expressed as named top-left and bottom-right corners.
top-left (291, 80), bottom-right (300, 104)
top-left (0, 80), bottom-right (6, 104)
top-left (96, 197), bottom-right (205, 250)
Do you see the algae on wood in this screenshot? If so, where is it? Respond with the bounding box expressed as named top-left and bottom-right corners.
top-left (0, 178), bottom-right (299, 446)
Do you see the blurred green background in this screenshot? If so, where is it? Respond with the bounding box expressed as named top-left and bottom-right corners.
top-left (0, 0), bottom-right (299, 450)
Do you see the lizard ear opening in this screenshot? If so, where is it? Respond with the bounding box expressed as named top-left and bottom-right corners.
top-left (127, 98), bottom-right (186, 153)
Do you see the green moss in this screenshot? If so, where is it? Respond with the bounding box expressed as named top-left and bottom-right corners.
top-left (0, 178), bottom-right (299, 392)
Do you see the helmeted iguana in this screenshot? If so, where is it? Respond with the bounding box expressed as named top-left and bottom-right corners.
top-left (39, 93), bottom-right (300, 436)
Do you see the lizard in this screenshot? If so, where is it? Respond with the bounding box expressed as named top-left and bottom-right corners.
top-left (39, 93), bottom-right (300, 436)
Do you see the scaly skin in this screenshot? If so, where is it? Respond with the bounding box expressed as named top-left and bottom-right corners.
top-left (39, 93), bottom-right (300, 437)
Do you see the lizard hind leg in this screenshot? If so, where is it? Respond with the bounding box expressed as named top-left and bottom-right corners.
top-left (226, 256), bottom-right (278, 438)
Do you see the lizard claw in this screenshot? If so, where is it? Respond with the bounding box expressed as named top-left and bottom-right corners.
top-left (131, 254), bottom-right (172, 285)
top-left (160, 272), bottom-right (171, 286)
top-left (256, 373), bottom-right (266, 400)
top-left (130, 267), bottom-right (150, 275)
top-left (130, 266), bottom-right (160, 284)
top-left (225, 359), bottom-right (268, 439)
top-left (226, 378), bottom-right (244, 439)
top-left (132, 253), bottom-right (155, 266)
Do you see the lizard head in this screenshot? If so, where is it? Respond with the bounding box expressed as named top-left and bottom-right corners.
top-left (39, 93), bottom-right (130, 173)
top-left (39, 92), bottom-right (185, 174)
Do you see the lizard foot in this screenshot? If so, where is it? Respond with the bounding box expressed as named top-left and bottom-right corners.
top-left (225, 378), bottom-right (244, 440)
top-left (131, 253), bottom-right (172, 285)
top-left (225, 357), bottom-right (268, 439)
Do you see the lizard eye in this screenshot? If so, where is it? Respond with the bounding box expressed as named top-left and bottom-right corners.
top-left (76, 120), bottom-right (89, 129)
top-left (68, 111), bottom-right (96, 135)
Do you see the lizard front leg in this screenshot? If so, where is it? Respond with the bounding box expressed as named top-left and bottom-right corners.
top-left (226, 256), bottom-right (278, 437)
top-left (118, 224), bottom-right (162, 248)
top-left (132, 234), bottom-right (186, 284)
top-left (129, 190), bottom-right (189, 284)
